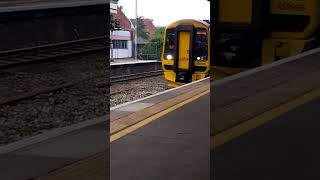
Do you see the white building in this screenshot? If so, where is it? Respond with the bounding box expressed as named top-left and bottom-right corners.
top-left (111, 30), bottom-right (132, 59)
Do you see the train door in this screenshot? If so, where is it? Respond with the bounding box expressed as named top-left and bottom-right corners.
top-left (174, 25), bottom-right (194, 83)
top-left (178, 31), bottom-right (191, 70)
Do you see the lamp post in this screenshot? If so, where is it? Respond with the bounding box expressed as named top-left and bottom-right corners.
top-left (135, 0), bottom-right (138, 60)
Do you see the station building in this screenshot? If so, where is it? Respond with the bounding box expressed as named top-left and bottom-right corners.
top-left (110, 5), bottom-right (134, 59)
top-left (111, 30), bottom-right (132, 59)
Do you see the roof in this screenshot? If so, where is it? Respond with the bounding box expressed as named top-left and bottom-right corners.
top-left (143, 19), bottom-right (156, 34)
top-left (131, 18), bottom-right (156, 34)
top-left (166, 19), bottom-right (210, 29)
top-left (111, 6), bottom-right (134, 30)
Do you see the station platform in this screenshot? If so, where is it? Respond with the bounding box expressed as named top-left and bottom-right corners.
top-left (110, 77), bottom-right (210, 180)
top-left (212, 47), bottom-right (320, 179)
top-left (110, 59), bottom-right (161, 79)
top-left (36, 78), bottom-right (209, 180)
top-left (0, 116), bottom-right (108, 180)
top-left (0, 76), bottom-right (209, 179)
top-left (110, 59), bottom-right (159, 65)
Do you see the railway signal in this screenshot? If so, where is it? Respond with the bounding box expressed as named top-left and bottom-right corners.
top-left (115, 19), bottom-right (120, 29)
top-left (110, 16), bottom-right (120, 31)
top-left (110, 15), bottom-right (115, 31)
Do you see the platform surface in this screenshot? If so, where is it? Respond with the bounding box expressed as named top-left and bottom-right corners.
top-left (213, 97), bottom-right (320, 179)
top-left (110, 78), bottom-right (210, 179)
top-left (212, 48), bottom-right (320, 179)
top-left (1, 78), bottom-right (210, 180)
top-left (111, 94), bottom-right (210, 180)
top-left (110, 59), bottom-right (159, 66)
top-left (0, 119), bottom-right (108, 180)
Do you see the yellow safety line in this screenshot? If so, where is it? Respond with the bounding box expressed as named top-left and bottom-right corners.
top-left (111, 89), bottom-right (210, 143)
top-left (212, 87), bottom-right (320, 149)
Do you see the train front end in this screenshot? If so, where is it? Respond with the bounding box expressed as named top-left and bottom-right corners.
top-left (162, 19), bottom-right (210, 87)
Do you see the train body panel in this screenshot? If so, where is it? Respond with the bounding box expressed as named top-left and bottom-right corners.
top-left (213, 0), bottom-right (320, 71)
top-left (270, 0), bottom-right (320, 39)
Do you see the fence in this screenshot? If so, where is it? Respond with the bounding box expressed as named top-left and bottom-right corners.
top-left (137, 41), bottom-right (162, 61)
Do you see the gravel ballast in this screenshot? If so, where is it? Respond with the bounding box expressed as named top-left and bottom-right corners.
top-left (110, 75), bottom-right (168, 107)
top-left (0, 53), bottom-right (109, 145)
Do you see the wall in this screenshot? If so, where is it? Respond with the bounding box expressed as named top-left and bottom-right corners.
top-left (0, 4), bottom-right (107, 51)
top-left (111, 30), bottom-right (132, 59)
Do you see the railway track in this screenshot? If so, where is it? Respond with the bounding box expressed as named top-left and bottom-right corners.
top-left (111, 70), bottom-right (163, 83)
top-left (0, 70), bottom-right (163, 106)
top-left (0, 36), bottom-right (108, 69)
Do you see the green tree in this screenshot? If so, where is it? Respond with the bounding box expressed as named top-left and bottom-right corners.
top-left (140, 27), bottom-right (165, 60)
top-left (135, 17), bottom-right (149, 40)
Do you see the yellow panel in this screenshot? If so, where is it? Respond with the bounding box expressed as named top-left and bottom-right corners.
top-left (219, 0), bottom-right (252, 24)
top-left (270, 0), bottom-right (320, 39)
top-left (262, 38), bottom-right (309, 63)
top-left (164, 71), bottom-right (176, 82)
top-left (178, 31), bottom-right (190, 70)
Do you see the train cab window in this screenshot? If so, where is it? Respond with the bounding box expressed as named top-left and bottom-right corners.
top-left (164, 28), bottom-right (175, 59)
top-left (194, 28), bottom-right (208, 60)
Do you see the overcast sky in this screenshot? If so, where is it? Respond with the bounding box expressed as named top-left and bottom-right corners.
top-left (117, 0), bottom-right (210, 27)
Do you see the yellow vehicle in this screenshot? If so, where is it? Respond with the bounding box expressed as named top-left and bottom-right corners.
top-left (162, 19), bottom-right (210, 87)
top-left (212, 0), bottom-right (320, 72)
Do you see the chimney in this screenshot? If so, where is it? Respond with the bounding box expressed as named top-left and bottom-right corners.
top-left (120, 6), bottom-right (123, 10)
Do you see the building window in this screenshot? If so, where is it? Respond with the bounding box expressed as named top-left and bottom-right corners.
top-left (112, 40), bottom-right (128, 49)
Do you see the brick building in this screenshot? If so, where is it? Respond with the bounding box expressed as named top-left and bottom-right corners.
top-left (110, 5), bottom-right (134, 59)
top-left (130, 18), bottom-right (157, 36)
top-left (111, 6), bottom-right (134, 30)
top-left (143, 19), bottom-right (156, 35)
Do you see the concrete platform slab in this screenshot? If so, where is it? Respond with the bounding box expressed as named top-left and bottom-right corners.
top-left (111, 94), bottom-right (210, 180)
top-left (110, 60), bottom-right (162, 78)
top-left (212, 48), bottom-right (320, 139)
top-left (0, 154), bottom-right (76, 180)
top-left (110, 60), bottom-right (158, 66)
top-left (111, 78), bottom-right (209, 136)
top-left (37, 77), bottom-right (209, 179)
top-left (212, 47), bottom-right (320, 179)
top-left (14, 129), bottom-right (107, 159)
top-left (213, 97), bottom-right (320, 180)
top-left (36, 151), bottom-right (108, 180)
top-left (0, 115), bottom-right (107, 180)
top-left (7, 76), bottom-right (209, 179)
top-left (116, 102), bottom-right (154, 112)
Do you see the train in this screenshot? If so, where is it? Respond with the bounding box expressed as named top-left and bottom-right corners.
top-left (212, 0), bottom-right (320, 75)
top-left (161, 19), bottom-right (210, 87)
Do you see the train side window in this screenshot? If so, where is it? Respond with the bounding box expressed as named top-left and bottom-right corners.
top-left (165, 29), bottom-right (175, 53)
top-left (194, 28), bottom-right (208, 60)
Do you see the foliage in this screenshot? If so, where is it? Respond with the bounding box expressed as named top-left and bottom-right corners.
top-left (135, 16), bottom-right (149, 40)
top-left (140, 27), bottom-right (165, 60)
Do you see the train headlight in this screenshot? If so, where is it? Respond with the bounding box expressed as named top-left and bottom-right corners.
top-left (196, 56), bottom-right (206, 61)
top-left (166, 54), bottom-right (173, 60)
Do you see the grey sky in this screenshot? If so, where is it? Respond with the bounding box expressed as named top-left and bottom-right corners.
top-left (117, 0), bottom-right (210, 27)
